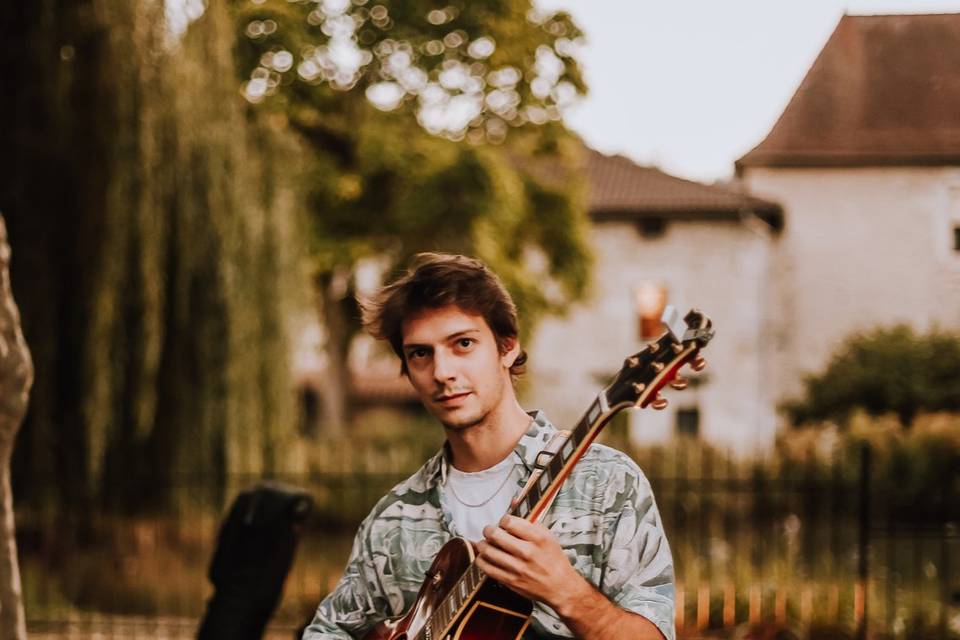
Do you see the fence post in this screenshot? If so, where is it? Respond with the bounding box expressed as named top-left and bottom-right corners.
top-left (855, 442), bottom-right (871, 640)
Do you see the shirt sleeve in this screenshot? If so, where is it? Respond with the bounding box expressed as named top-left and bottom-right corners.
top-left (302, 505), bottom-right (394, 640)
top-left (599, 464), bottom-right (676, 640)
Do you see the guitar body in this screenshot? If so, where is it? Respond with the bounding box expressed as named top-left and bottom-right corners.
top-left (364, 538), bottom-right (533, 640)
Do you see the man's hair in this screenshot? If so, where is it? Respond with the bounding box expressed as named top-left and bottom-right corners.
top-left (360, 253), bottom-right (527, 377)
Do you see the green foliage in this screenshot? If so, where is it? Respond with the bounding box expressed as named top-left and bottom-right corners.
top-left (228, 0), bottom-right (593, 304)
top-left (783, 325), bottom-right (960, 427)
top-left (225, 0), bottom-right (594, 431)
top-left (1, 0), bottom-right (309, 515)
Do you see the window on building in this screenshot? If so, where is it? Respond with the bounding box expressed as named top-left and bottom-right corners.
top-left (676, 407), bottom-right (700, 437)
top-left (635, 282), bottom-right (668, 341)
top-left (637, 217), bottom-right (667, 239)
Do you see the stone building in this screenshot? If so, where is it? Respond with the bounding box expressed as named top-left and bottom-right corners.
top-left (523, 150), bottom-right (783, 454)
top-left (736, 13), bottom-right (960, 403)
top-left (529, 13), bottom-right (960, 452)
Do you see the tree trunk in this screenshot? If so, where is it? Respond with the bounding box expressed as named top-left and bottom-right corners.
top-left (0, 215), bottom-right (31, 640)
top-left (316, 269), bottom-right (351, 437)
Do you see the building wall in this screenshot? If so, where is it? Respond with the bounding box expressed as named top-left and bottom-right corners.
top-left (523, 218), bottom-right (779, 455)
top-left (741, 166), bottom-right (960, 403)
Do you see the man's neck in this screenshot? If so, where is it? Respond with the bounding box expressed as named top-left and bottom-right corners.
top-left (445, 400), bottom-right (532, 473)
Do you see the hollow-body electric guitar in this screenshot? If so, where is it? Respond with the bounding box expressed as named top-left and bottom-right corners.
top-left (363, 307), bottom-right (714, 640)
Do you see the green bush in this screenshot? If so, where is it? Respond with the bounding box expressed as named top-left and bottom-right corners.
top-left (783, 325), bottom-right (960, 427)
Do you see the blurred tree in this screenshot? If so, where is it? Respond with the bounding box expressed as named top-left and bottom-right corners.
top-left (0, 216), bottom-right (30, 640)
top-left (0, 1), bottom-right (307, 516)
top-left (230, 0), bottom-right (593, 432)
top-left (783, 325), bottom-right (960, 427)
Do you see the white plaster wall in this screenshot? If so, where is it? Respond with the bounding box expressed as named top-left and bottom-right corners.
top-left (523, 219), bottom-right (778, 455)
top-left (741, 167), bottom-right (960, 403)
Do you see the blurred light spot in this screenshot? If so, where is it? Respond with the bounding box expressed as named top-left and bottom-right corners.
top-left (251, 0), bottom-right (265, 4)
top-left (530, 77), bottom-right (551, 99)
top-left (366, 82), bottom-right (405, 111)
top-left (263, 19), bottom-right (277, 35)
top-left (323, 0), bottom-right (351, 16)
top-left (554, 37), bottom-right (579, 58)
top-left (60, 45), bottom-right (75, 61)
top-left (484, 117), bottom-right (507, 143)
top-left (535, 44), bottom-right (564, 80)
top-left (442, 31), bottom-right (464, 49)
top-left (399, 67), bottom-right (428, 92)
top-left (322, 14), bottom-right (355, 38)
top-left (298, 60), bottom-right (322, 82)
top-left (272, 50), bottom-right (294, 72)
top-left (525, 105), bottom-right (548, 125)
top-left (545, 19), bottom-right (567, 37)
top-left (551, 80), bottom-right (577, 107)
top-left (487, 67), bottom-right (520, 88)
top-left (246, 21), bottom-right (265, 38)
top-left (369, 4), bottom-right (388, 20)
top-left (423, 40), bottom-right (444, 56)
top-left (427, 10), bottom-right (448, 25)
top-left (307, 10), bottom-right (324, 26)
top-left (467, 37), bottom-right (495, 59)
top-left (439, 63), bottom-right (468, 91)
top-left (245, 77), bottom-right (269, 102)
top-left (924, 561), bottom-right (937, 578)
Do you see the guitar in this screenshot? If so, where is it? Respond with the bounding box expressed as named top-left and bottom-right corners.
top-left (363, 307), bottom-right (714, 640)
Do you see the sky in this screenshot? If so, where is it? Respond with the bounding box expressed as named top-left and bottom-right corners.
top-left (535, 0), bottom-right (960, 182)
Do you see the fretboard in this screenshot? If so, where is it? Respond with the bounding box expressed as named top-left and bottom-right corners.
top-left (508, 396), bottom-right (604, 521)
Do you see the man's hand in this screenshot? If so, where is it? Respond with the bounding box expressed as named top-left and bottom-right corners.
top-left (475, 514), bottom-right (584, 612)
top-left (475, 514), bottom-right (666, 640)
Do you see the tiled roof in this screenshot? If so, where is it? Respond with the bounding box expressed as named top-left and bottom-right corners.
top-left (581, 148), bottom-right (783, 228)
top-left (737, 13), bottom-right (960, 170)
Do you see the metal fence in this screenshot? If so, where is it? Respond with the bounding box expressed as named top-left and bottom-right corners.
top-left (18, 442), bottom-right (960, 639)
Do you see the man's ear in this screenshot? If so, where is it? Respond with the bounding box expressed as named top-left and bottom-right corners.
top-left (501, 337), bottom-right (521, 369)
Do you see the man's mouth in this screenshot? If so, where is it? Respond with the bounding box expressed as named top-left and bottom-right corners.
top-left (435, 391), bottom-right (471, 404)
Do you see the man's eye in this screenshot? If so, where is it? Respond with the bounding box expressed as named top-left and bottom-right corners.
top-left (457, 338), bottom-right (474, 349)
top-left (408, 348), bottom-right (428, 360)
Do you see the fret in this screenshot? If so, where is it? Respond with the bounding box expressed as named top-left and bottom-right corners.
top-left (537, 469), bottom-right (551, 492)
top-left (459, 579), bottom-right (467, 601)
top-left (586, 399), bottom-right (601, 426)
top-left (548, 453), bottom-right (564, 478)
top-left (525, 482), bottom-right (542, 509)
top-left (515, 496), bottom-right (531, 518)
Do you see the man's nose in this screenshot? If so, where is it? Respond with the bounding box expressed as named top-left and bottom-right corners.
top-left (433, 350), bottom-right (457, 383)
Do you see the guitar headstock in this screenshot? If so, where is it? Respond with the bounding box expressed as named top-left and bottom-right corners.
top-left (604, 306), bottom-right (714, 411)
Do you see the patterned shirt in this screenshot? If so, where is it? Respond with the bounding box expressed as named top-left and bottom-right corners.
top-left (303, 412), bottom-right (675, 640)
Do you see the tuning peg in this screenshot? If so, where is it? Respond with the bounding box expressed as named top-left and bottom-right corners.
top-left (692, 355), bottom-right (707, 372)
top-left (651, 361), bottom-right (664, 373)
top-left (651, 396), bottom-right (668, 410)
top-left (626, 356), bottom-right (639, 368)
top-left (669, 376), bottom-right (688, 390)
top-left (632, 382), bottom-right (646, 394)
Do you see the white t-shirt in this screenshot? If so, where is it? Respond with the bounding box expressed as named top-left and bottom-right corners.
top-left (443, 453), bottom-right (519, 541)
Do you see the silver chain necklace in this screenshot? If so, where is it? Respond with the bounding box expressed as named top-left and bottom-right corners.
top-left (445, 465), bottom-right (517, 508)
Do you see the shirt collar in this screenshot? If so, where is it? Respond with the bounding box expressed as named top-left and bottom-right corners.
top-left (428, 410), bottom-right (558, 486)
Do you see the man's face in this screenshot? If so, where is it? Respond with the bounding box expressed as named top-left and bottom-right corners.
top-left (401, 305), bottom-right (517, 430)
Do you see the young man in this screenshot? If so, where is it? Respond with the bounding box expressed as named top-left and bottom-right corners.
top-left (303, 254), bottom-right (675, 640)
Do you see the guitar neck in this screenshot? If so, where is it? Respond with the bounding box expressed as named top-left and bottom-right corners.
top-left (508, 394), bottom-right (616, 524)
